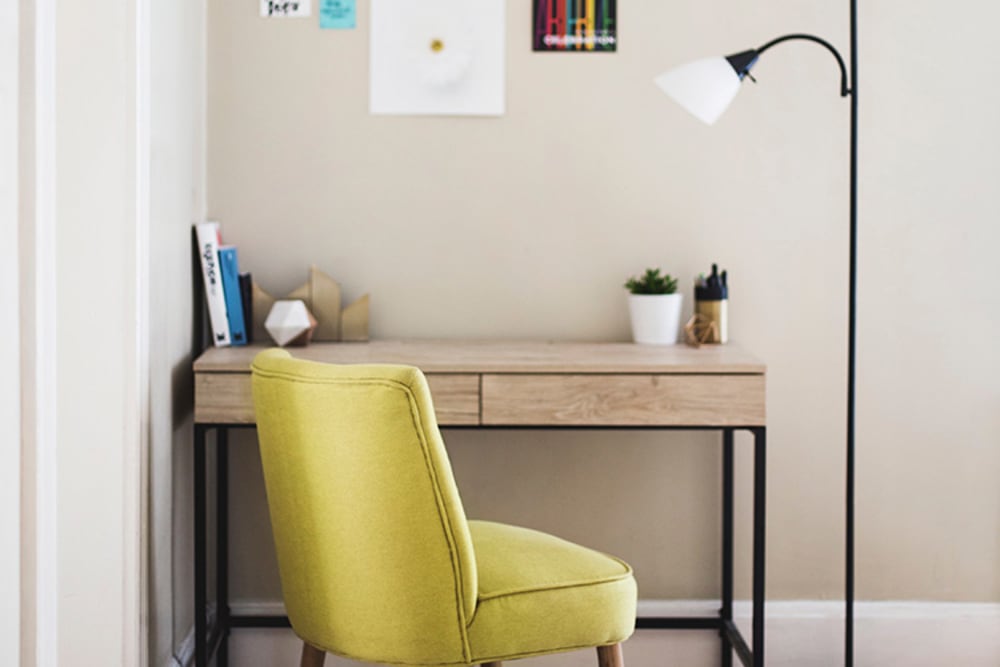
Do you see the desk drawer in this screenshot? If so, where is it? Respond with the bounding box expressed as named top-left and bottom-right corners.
top-left (195, 372), bottom-right (481, 426)
top-left (195, 372), bottom-right (256, 424)
top-left (481, 374), bottom-right (764, 427)
top-left (424, 374), bottom-right (480, 425)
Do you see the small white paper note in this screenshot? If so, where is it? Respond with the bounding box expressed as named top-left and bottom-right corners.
top-left (260, 0), bottom-right (312, 18)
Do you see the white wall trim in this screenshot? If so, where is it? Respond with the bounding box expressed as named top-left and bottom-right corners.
top-left (167, 606), bottom-right (213, 667)
top-left (29, 0), bottom-right (153, 663)
top-left (167, 625), bottom-right (196, 667)
top-left (230, 600), bottom-right (289, 617)
top-left (215, 600), bottom-right (1000, 667)
top-left (637, 598), bottom-right (1000, 620)
top-left (0, 0), bottom-right (22, 663)
top-left (33, 0), bottom-right (58, 663)
top-left (225, 598), bottom-right (1000, 622)
top-left (125, 0), bottom-right (153, 662)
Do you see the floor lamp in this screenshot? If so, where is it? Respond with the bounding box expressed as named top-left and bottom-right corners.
top-left (652, 10), bottom-right (859, 667)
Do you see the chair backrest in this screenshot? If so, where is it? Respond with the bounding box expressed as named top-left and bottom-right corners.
top-left (251, 349), bottom-right (477, 665)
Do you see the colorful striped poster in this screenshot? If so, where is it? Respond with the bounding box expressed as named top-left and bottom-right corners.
top-left (533, 0), bottom-right (616, 52)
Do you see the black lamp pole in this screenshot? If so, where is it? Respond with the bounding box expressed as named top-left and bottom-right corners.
top-left (724, 13), bottom-right (859, 667)
top-left (657, 2), bottom-right (859, 660)
top-left (847, 2), bottom-right (859, 662)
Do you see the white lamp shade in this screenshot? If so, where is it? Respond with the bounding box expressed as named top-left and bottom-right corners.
top-left (654, 57), bottom-right (743, 125)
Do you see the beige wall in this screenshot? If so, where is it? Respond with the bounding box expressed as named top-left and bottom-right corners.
top-left (149, 0), bottom-right (205, 664)
top-left (207, 0), bottom-right (1000, 606)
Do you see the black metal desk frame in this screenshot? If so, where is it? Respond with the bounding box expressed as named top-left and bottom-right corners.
top-left (194, 423), bottom-right (765, 667)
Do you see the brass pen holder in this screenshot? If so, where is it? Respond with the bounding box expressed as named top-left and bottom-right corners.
top-left (694, 298), bottom-right (728, 344)
top-left (686, 263), bottom-right (728, 346)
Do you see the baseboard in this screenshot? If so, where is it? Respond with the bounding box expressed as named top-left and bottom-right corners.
top-left (226, 598), bottom-right (1000, 621)
top-left (168, 626), bottom-right (194, 667)
top-left (175, 599), bottom-right (1000, 666)
top-left (637, 598), bottom-right (1000, 620)
top-left (230, 599), bottom-right (286, 617)
top-left (168, 605), bottom-right (213, 667)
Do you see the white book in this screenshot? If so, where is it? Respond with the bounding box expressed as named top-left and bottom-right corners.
top-left (195, 221), bottom-right (231, 347)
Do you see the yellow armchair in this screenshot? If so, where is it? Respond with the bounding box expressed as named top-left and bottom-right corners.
top-left (251, 349), bottom-right (637, 667)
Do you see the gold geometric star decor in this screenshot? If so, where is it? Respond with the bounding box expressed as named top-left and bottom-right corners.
top-left (252, 266), bottom-right (370, 343)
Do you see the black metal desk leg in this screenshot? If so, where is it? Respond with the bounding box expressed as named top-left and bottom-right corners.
top-left (721, 429), bottom-right (734, 667)
top-left (217, 428), bottom-right (230, 666)
top-left (194, 425), bottom-right (207, 667)
top-left (752, 427), bottom-right (767, 667)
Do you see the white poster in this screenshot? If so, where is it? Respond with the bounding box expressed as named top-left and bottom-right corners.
top-left (370, 0), bottom-right (506, 116)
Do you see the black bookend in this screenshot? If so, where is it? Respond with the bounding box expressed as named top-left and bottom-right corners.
top-left (239, 273), bottom-right (254, 344)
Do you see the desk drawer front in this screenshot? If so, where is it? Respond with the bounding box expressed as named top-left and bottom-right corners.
top-left (481, 374), bottom-right (765, 427)
top-left (195, 373), bottom-right (255, 424)
top-left (425, 374), bottom-right (480, 425)
top-left (195, 372), bottom-right (481, 425)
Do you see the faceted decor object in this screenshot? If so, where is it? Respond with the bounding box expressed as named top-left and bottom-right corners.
top-left (265, 300), bottom-right (319, 347)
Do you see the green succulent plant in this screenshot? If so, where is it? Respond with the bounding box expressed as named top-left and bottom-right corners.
top-left (624, 268), bottom-right (679, 295)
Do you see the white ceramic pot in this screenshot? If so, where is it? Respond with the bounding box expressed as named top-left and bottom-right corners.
top-left (628, 293), bottom-right (684, 345)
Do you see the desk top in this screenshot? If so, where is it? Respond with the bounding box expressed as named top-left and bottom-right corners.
top-left (193, 339), bottom-right (766, 375)
top-left (194, 340), bottom-right (765, 426)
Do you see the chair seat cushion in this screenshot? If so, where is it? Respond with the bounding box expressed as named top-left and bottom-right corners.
top-left (466, 521), bottom-right (637, 663)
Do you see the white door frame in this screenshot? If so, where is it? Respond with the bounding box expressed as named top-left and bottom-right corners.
top-left (33, 0), bottom-right (59, 662)
top-left (19, 0), bottom-right (150, 664)
top-left (128, 0), bottom-right (153, 662)
top-left (1, 1), bottom-right (22, 662)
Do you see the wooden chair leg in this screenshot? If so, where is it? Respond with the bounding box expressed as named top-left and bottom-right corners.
top-left (301, 642), bottom-right (326, 667)
top-left (597, 643), bottom-right (624, 667)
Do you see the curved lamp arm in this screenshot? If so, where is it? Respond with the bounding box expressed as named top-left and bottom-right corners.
top-left (656, 32), bottom-right (852, 125)
top-left (728, 33), bottom-right (851, 97)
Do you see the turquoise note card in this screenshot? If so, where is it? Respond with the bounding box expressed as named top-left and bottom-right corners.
top-left (320, 0), bottom-right (355, 29)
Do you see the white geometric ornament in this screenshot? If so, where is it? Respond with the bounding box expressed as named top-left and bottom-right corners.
top-left (264, 300), bottom-right (318, 347)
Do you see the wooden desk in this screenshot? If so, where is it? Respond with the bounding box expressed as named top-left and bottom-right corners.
top-left (192, 341), bottom-right (767, 667)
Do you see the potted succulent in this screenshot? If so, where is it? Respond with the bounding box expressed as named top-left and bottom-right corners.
top-left (624, 268), bottom-right (683, 345)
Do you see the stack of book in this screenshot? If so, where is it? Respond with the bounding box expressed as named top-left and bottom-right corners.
top-left (195, 221), bottom-right (253, 347)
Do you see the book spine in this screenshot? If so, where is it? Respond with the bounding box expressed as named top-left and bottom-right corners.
top-left (195, 222), bottom-right (231, 347)
top-left (219, 246), bottom-right (248, 346)
top-left (239, 273), bottom-right (254, 344)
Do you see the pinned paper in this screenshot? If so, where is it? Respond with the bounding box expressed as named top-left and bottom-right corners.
top-left (320, 0), bottom-right (356, 29)
top-left (370, 0), bottom-right (506, 116)
top-left (261, 0), bottom-right (312, 18)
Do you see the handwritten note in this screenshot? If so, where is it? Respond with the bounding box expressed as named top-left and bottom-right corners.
top-left (319, 0), bottom-right (356, 29)
top-left (260, 0), bottom-right (312, 18)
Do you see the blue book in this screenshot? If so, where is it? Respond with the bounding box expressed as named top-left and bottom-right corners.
top-left (218, 246), bottom-right (248, 346)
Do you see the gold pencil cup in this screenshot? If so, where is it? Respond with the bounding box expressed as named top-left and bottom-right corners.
top-left (694, 299), bottom-right (728, 344)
